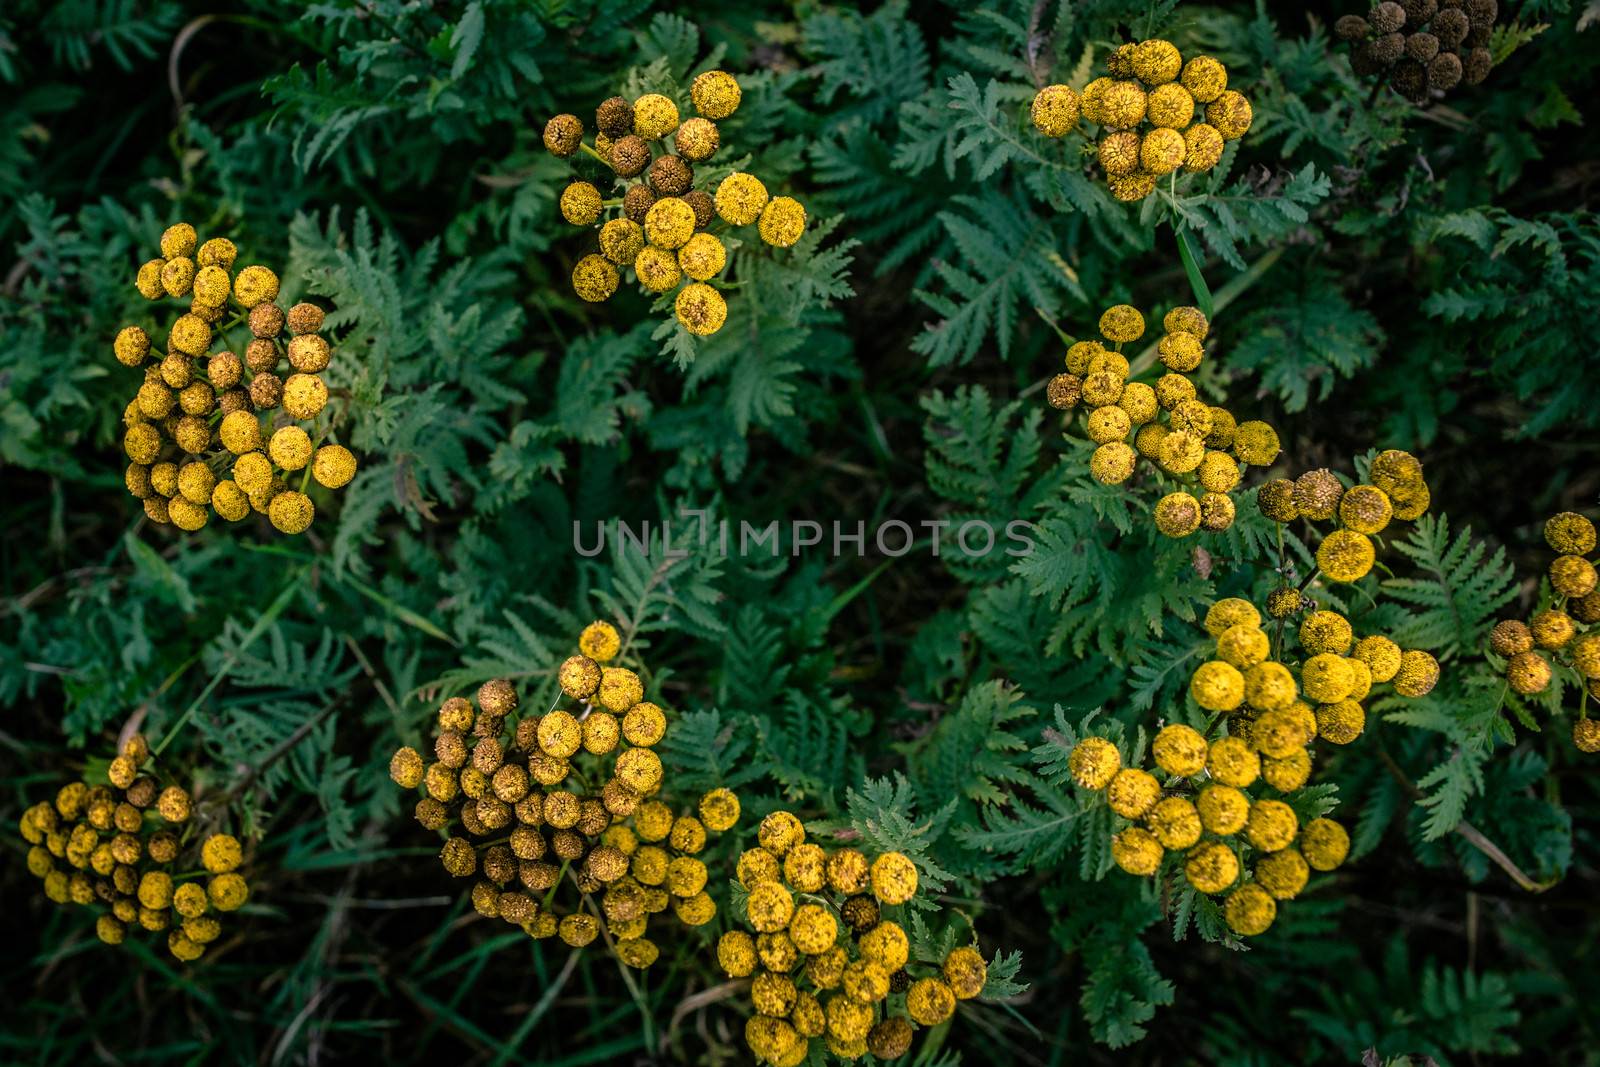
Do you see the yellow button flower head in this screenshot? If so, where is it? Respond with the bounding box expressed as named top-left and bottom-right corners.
top-left (309, 444), bottom-right (356, 489)
top-left (691, 70), bottom-right (741, 119)
top-left (644, 197), bottom-right (696, 249)
top-left (759, 197), bottom-right (807, 248)
top-left (1140, 127), bottom-right (1186, 174)
top-left (747, 880), bottom-right (795, 933)
top-left (717, 930), bottom-right (758, 976)
top-left (1197, 784), bottom-right (1249, 835)
top-left (1132, 39), bottom-right (1182, 84)
top-left (1254, 848), bottom-right (1310, 900)
top-left (1544, 511), bottom-right (1595, 554)
top-left (136, 259), bottom-right (164, 299)
top-left (1207, 736), bottom-right (1260, 787)
top-left (201, 833), bottom-right (243, 874)
top-left (870, 851), bottom-right (918, 905)
top-left (1148, 797), bottom-right (1202, 849)
top-left (212, 480), bottom-right (250, 521)
top-left (1232, 421), bottom-right (1280, 465)
top-left (622, 701), bottom-right (667, 745)
top-left (1317, 529), bottom-right (1376, 583)
top-left (677, 232), bottom-right (726, 280)
top-left (598, 218), bottom-right (645, 266)
top-left (1205, 597), bottom-right (1260, 636)
top-left (1154, 492), bottom-right (1202, 536)
top-left (1181, 56), bottom-right (1229, 102)
top-left (1300, 817), bottom-right (1350, 870)
top-left (1207, 90), bottom-right (1253, 139)
top-left (268, 490), bottom-right (314, 534)
top-left (1245, 799), bottom-right (1298, 852)
top-left (1302, 653), bottom-right (1356, 703)
top-left (1191, 660), bottom-right (1246, 712)
top-left (1113, 826), bottom-right (1164, 875)
top-left (1067, 737), bottom-right (1122, 789)
top-left (1099, 80), bottom-right (1148, 128)
top-left (233, 265), bottom-right (279, 308)
top-left (1030, 84), bottom-right (1081, 136)
top-left (1225, 882), bottom-right (1276, 936)
top-left (208, 872), bottom-right (249, 911)
top-left (1146, 82), bottom-right (1195, 128)
top-left (1571, 718), bottom-right (1600, 753)
top-left (1185, 841), bottom-right (1240, 894)
top-left (1245, 661), bottom-right (1297, 710)
top-left (1551, 555), bottom-right (1599, 599)
top-left (675, 283), bottom-right (728, 336)
top-left (1106, 767), bottom-right (1161, 818)
top-left (161, 223), bottom-right (197, 259)
top-left (282, 373), bottom-right (328, 419)
top-left (1090, 442), bottom-right (1137, 484)
top-left (1339, 484), bottom-right (1394, 534)
top-left (633, 246), bottom-right (681, 293)
top-left (715, 172), bottom-right (769, 226)
top-left (1217, 623), bottom-right (1269, 669)
top-left (1300, 610), bottom-right (1354, 655)
top-left (1392, 649), bottom-right (1440, 697)
top-left (1315, 699), bottom-right (1365, 744)
top-left (572, 254), bottom-right (619, 302)
top-left (1099, 304), bottom-right (1145, 343)
top-left (1152, 723), bottom-right (1207, 776)
top-left (267, 425), bottom-right (312, 471)
top-left (114, 326), bottom-right (151, 367)
top-left (1183, 123), bottom-right (1225, 171)
top-left (906, 977), bottom-right (956, 1026)
top-left (632, 93), bottom-right (680, 139)
top-left (162, 256), bottom-right (196, 297)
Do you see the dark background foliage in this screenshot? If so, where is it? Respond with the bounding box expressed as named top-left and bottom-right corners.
top-left (2, 0), bottom-right (1598, 1064)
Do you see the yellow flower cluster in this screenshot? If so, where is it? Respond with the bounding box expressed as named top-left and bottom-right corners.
top-left (1193, 597), bottom-right (1439, 753)
top-left (545, 71), bottom-right (806, 337)
top-left (1071, 722), bottom-right (1349, 937)
top-left (118, 223), bottom-right (357, 534)
top-left (1046, 302), bottom-right (1280, 535)
top-left (717, 810), bottom-right (985, 1064)
top-left (19, 735), bottom-right (250, 961)
top-left (1256, 449), bottom-right (1433, 582)
top-left (1029, 40), bottom-right (1252, 202)
top-left (1488, 511), bottom-right (1600, 752)
top-left (389, 621), bottom-right (738, 964)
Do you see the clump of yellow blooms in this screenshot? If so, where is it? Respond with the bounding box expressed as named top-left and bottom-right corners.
top-left (118, 223), bottom-right (357, 534)
top-left (1255, 449), bottom-right (1435, 583)
top-left (1486, 510), bottom-right (1600, 752)
top-left (1073, 590), bottom-right (1437, 936)
top-left (1029, 40), bottom-right (1251, 202)
top-left (544, 69), bottom-right (806, 338)
top-left (19, 734), bottom-right (251, 961)
top-left (389, 621), bottom-right (739, 964)
top-left (718, 809), bottom-right (992, 1064)
top-left (1046, 301), bottom-right (1279, 535)
top-left (1080, 711), bottom-right (1352, 937)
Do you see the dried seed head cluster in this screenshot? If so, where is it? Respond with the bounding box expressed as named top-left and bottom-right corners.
top-left (1336, 0), bottom-right (1498, 104)
top-left (545, 71), bottom-right (806, 337)
top-left (119, 223), bottom-right (357, 534)
top-left (717, 810), bottom-right (988, 1064)
top-left (1487, 511), bottom-right (1600, 752)
top-left (1030, 40), bottom-right (1252, 202)
top-left (389, 621), bottom-right (739, 964)
top-left (1046, 302), bottom-right (1279, 535)
top-left (19, 734), bottom-right (250, 961)
top-left (1256, 449), bottom-right (1433, 583)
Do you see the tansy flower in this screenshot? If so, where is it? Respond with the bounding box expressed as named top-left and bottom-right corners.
top-left (1113, 827), bottom-right (1164, 875)
top-left (1317, 529), bottom-right (1376, 583)
top-left (1545, 511), bottom-right (1596, 555)
top-left (1315, 699), bottom-right (1365, 744)
top-left (1147, 797), bottom-right (1202, 849)
top-left (1224, 883), bottom-right (1276, 936)
top-left (691, 70), bottom-right (741, 119)
top-left (1197, 784), bottom-right (1249, 835)
top-left (1106, 768), bottom-right (1161, 818)
top-left (1244, 799), bottom-right (1298, 852)
top-left (1185, 841), bottom-right (1240, 894)
top-left (1068, 737), bottom-right (1121, 789)
top-left (1392, 649), bottom-right (1440, 697)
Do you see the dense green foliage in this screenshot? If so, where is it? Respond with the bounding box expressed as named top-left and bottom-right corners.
top-left (3, 1), bottom-right (1598, 1064)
